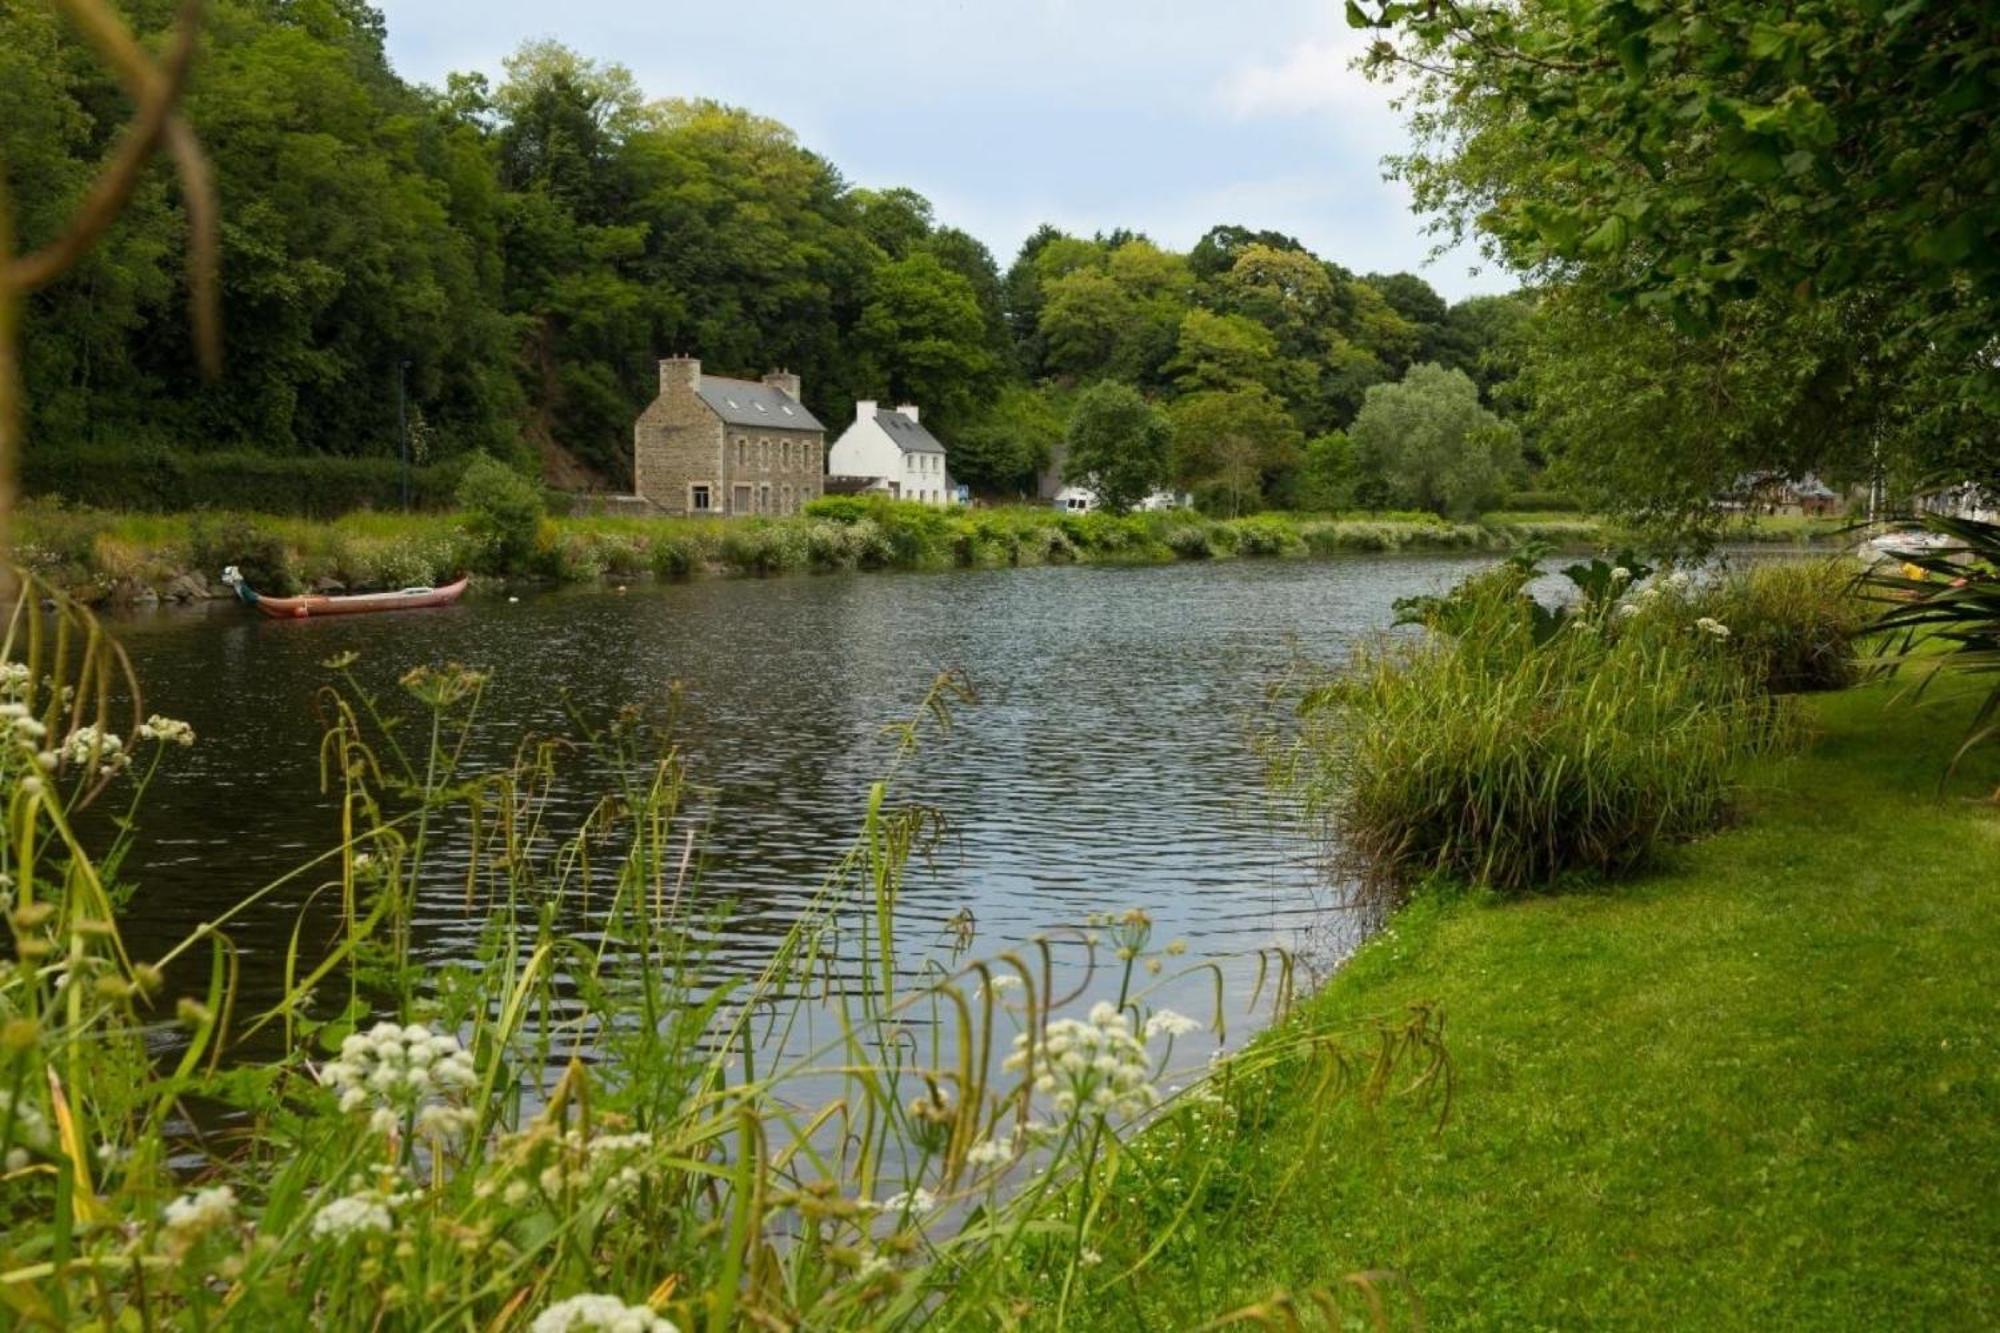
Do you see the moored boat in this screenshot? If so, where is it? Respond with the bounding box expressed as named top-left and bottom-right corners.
top-left (221, 566), bottom-right (469, 618)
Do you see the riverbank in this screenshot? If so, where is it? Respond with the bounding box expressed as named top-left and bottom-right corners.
top-left (12, 497), bottom-right (1838, 606)
top-left (1082, 681), bottom-right (1998, 1327)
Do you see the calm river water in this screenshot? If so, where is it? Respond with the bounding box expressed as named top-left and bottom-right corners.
top-left (102, 554), bottom-right (1516, 1057)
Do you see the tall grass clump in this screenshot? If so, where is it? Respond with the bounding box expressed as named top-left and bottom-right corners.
top-left (1691, 557), bottom-right (1867, 694)
top-left (0, 571), bottom-right (1445, 1330)
top-left (1287, 555), bottom-right (1798, 898)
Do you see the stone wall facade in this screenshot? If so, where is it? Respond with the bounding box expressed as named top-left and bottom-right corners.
top-left (633, 358), bottom-right (825, 517)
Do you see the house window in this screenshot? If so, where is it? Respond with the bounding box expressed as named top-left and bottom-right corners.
top-left (760, 439), bottom-right (770, 469)
top-left (781, 484), bottom-right (793, 514)
top-left (732, 483), bottom-right (752, 514)
top-left (760, 484), bottom-right (771, 513)
top-left (691, 484), bottom-right (712, 512)
top-left (736, 438), bottom-right (747, 468)
top-left (783, 440), bottom-right (794, 470)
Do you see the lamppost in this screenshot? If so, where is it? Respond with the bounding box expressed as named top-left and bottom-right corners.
top-left (397, 358), bottom-right (411, 510)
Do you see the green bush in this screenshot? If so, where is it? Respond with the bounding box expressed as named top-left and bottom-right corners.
top-left (1494, 489), bottom-right (1584, 512)
top-left (1291, 560), bottom-right (1795, 898)
top-left (188, 514), bottom-right (295, 594)
top-left (720, 522), bottom-right (811, 575)
top-left (23, 447), bottom-right (465, 516)
top-left (1229, 516), bottom-right (1303, 557)
top-left (455, 455), bottom-right (544, 575)
top-left (1160, 522), bottom-right (1217, 560)
top-left (1689, 558), bottom-right (1868, 694)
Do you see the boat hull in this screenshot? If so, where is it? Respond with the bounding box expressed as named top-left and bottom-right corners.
top-left (249, 577), bottom-right (470, 618)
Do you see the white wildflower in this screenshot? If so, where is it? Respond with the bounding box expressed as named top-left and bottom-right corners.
top-left (161, 1185), bottom-right (236, 1253)
top-left (1143, 1009), bottom-right (1202, 1040)
top-left (0, 1091), bottom-right (54, 1155)
top-left (529, 1294), bottom-right (678, 1333)
top-left (316, 1021), bottom-right (477, 1136)
top-left (1694, 617), bottom-right (1731, 639)
top-left (1079, 1247), bottom-right (1104, 1268)
top-left (310, 1192), bottom-right (393, 1240)
top-left (137, 714), bottom-right (195, 747)
top-left (1616, 602), bottom-right (1640, 619)
top-left (1610, 566), bottom-right (1632, 585)
top-left (880, 1187), bottom-right (937, 1214)
top-left (1003, 1000), bottom-right (1161, 1124)
top-left (856, 1253), bottom-right (893, 1281)
top-left (59, 725), bottom-right (128, 774)
top-left (1667, 570), bottom-right (1693, 591)
top-left (965, 1137), bottom-right (1013, 1168)
top-left (0, 662), bottom-right (29, 696)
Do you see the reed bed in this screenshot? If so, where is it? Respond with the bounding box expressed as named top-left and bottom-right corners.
top-left (1283, 556), bottom-right (1811, 899)
top-left (0, 572), bottom-right (1445, 1330)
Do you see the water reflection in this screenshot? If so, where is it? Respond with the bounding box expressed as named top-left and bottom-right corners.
top-left (99, 554), bottom-right (1519, 1063)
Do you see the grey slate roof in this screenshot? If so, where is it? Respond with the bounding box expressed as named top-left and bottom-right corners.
top-left (697, 377), bottom-right (825, 431)
top-left (875, 408), bottom-right (945, 455)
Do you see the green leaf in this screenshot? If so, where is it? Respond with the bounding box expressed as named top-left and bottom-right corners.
top-left (1913, 212), bottom-right (1981, 266)
top-left (1747, 23), bottom-right (1793, 60)
top-left (1581, 214), bottom-right (1631, 256)
top-left (1723, 142), bottom-right (1784, 183)
top-left (1345, 0), bottom-right (1371, 28)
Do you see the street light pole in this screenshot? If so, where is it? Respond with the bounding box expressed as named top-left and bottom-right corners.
top-left (397, 358), bottom-right (411, 510)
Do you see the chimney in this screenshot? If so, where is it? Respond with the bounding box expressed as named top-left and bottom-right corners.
top-left (659, 356), bottom-right (700, 395)
top-left (895, 403), bottom-right (920, 423)
top-left (854, 399), bottom-right (877, 424)
top-left (762, 368), bottom-right (802, 401)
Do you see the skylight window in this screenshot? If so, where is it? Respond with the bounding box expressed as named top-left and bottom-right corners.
top-left (754, 402), bottom-right (767, 412)
top-left (781, 405), bottom-right (794, 415)
top-left (726, 398), bottom-right (740, 409)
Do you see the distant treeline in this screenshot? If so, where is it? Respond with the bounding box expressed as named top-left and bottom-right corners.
top-left (3, 0), bottom-right (1525, 512)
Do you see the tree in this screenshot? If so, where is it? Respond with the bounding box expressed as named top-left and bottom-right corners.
top-left (1169, 386), bottom-right (1303, 516)
top-left (953, 383), bottom-right (1066, 496)
top-left (1062, 382), bottom-right (1171, 515)
top-left (853, 251), bottom-right (997, 436)
top-left (1165, 310), bottom-right (1280, 393)
top-left (1352, 0), bottom-right (2000, 519)
top-left (1350, 364), bottom-right (1520, 519)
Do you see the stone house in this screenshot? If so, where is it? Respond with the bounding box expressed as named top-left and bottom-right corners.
top-left (826, 401), bottom-right (952, 505)
top-left (633, 358), bottom-right (826, 516)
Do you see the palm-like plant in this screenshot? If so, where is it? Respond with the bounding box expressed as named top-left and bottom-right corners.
top-left (1859, 513), bottom-right (2000, 791)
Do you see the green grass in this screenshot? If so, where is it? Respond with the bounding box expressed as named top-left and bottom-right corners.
top-left (1085, 683), bottom-right (1999, 1328)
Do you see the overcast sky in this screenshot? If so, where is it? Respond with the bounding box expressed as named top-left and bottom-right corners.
top-left (372, 0), bottom-right (1510, 299)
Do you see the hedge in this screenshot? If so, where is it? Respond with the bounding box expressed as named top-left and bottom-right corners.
top-left (23, 448), bottom-right (467, 517)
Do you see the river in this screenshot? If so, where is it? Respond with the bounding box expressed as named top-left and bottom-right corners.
top-left (99, 553), bottom-right (1521, 1063)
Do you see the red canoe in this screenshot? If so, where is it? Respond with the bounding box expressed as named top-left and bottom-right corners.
top-left (222, 566), bottom-right (469, 619)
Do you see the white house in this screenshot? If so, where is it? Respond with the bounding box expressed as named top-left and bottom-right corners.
top-left (826, 401), bottom-right (952, 505)
top-left (1038, 448), bottom-right (1186, 513)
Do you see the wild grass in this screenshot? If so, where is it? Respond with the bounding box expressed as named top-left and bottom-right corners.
top-left (0, 572), bottom-right (1445, 1330)
top-left (1693, 556), bottom-right (1869, 694)
top-left (1282, 557), bottom-right (1803, 899)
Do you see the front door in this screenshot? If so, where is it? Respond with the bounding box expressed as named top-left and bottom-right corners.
top-left (732, 484), bottom-right (752, 515)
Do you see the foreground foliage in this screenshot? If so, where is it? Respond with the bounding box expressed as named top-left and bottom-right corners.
top-left (0, 576), bottom-right (1441, 1329)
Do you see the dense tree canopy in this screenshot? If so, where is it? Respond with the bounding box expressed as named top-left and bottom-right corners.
top-left (1351, 364), bottom-right (1521, 519)
top-left (5, 0), bottom-right (1529, 514)
top-left (1352, 0), bottom-right (2000, 529)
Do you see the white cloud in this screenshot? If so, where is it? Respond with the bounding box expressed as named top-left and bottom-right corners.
top-left (1217, 29), bottom-right (1386, 122)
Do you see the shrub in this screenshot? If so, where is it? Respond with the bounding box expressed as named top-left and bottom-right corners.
top-left (1693, 558), bottom-right (1867, 694)
top-left (187, 514), bottom-right (295, 594)
top-left (1291, 560), bottom-right (1793, 898)
top-left (720, 522), bottom-right (810, 575)
top-left (1229, 516), bottom-right (1302, 557)
top-left (455, 455), bottom-right (544, 575)
top-left (1494, 489), bottom-right (1584, 513)
top-left (1161, 522), bottom-right (1217, 560)
top-left (23, 446), bottom-right (465, 515)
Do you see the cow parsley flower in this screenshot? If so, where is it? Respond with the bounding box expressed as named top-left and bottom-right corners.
top-left (1694, 617), bottom-right (1731, 639)
top-left (1004, 1000), bottom-right (1159, 1122)
top-left (161, 1185), bottom-right (237, 1254)
top-left (59, 725), bottom-right (129, 775)
top-left (0, 662), bottom-right (29, 696)
top-left (310, 1192), bottom-right (393, 1240)
top-left (317, 1022), bottom-right (477, 1137)
top-left (1144, 1009), bottom-right (1202, 1040)
top-left (965, 1137), bottom-right (1013, 1168)
top-left (537, 1128), bottom-right (655, 1197)
top-left (529, 1294), bottom-right (678, 1333)
top-left (137, 714), bottom-right (196, 747)
top-left (879, 1187), bottom-right (937, 1214)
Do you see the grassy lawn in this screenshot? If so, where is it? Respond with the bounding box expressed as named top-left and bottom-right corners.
top-left (1116, 683), bottom-right (1997, 1329)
